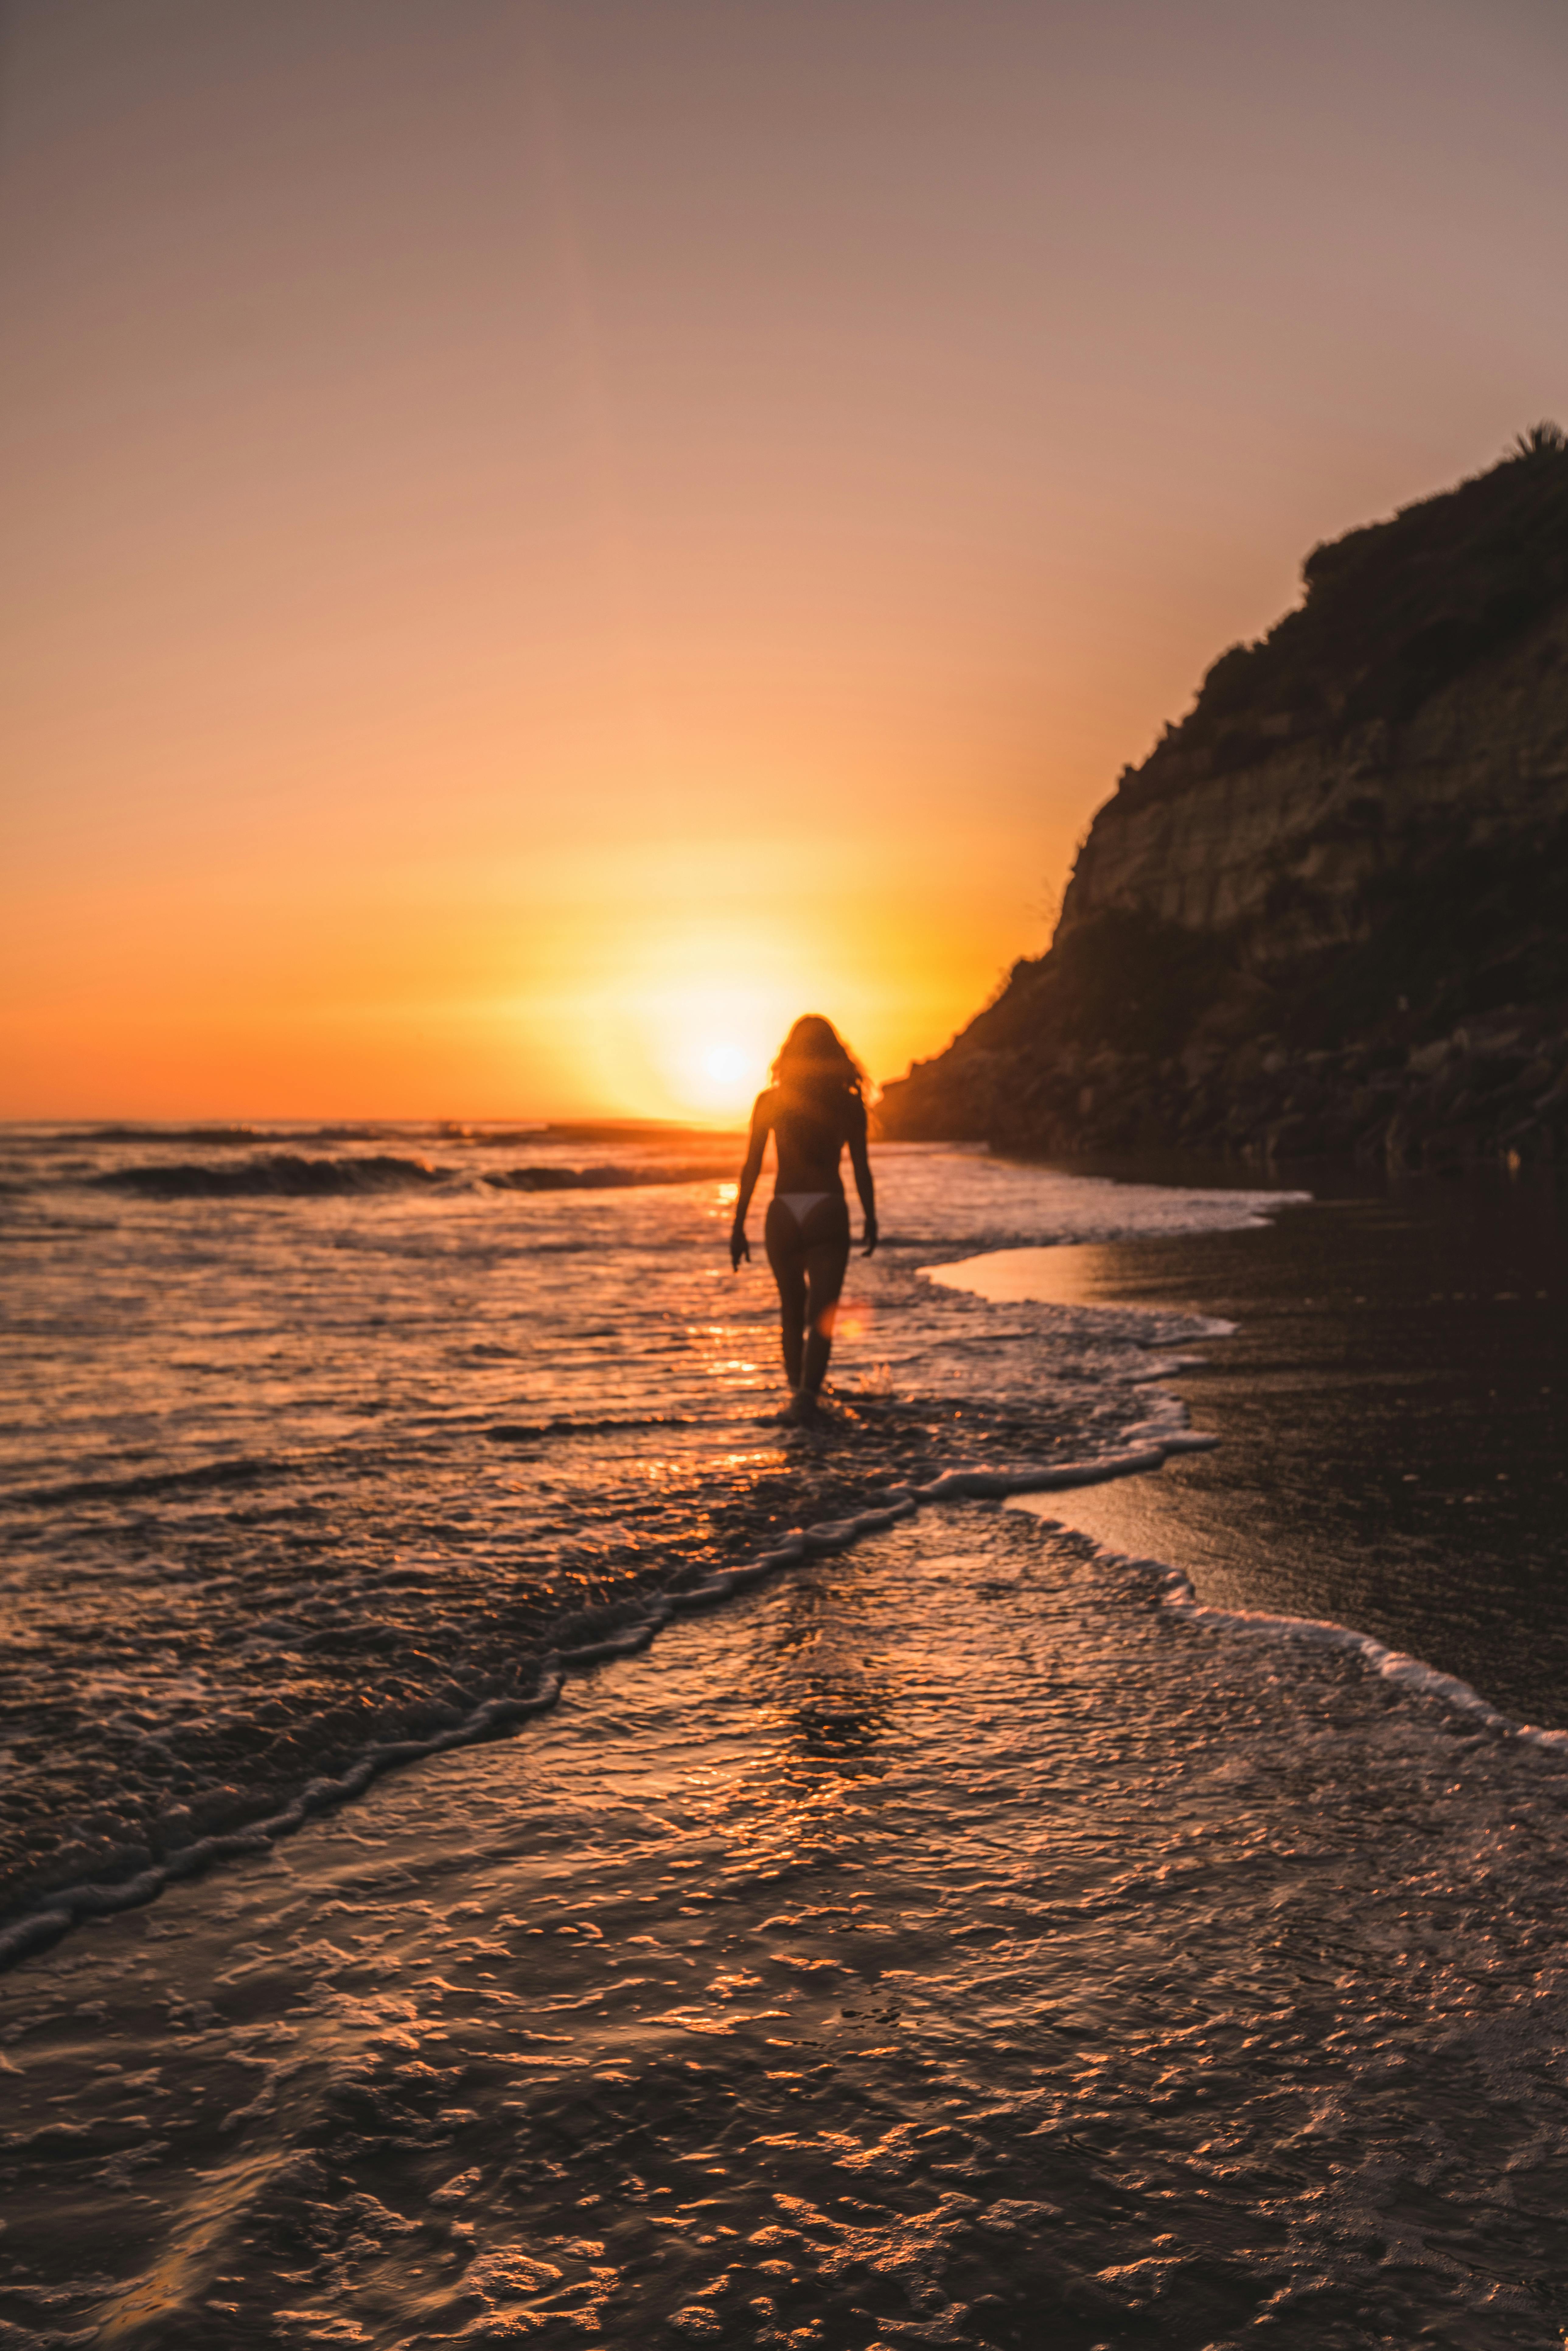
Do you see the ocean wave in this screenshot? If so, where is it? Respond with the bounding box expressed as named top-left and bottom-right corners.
top-left (0, 1454), bottom-right (290, 1512)
top-left (483, 1412), bottom-right (706, 1441)
top-left (80, 1152), bottom-right (733, 1199)
top-left (86, 1152), bottom-right (450, 1197)
top-left (480, 1160), bottom-right (729, 1192)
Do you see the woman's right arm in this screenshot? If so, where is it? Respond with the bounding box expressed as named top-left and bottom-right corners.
top-left (731, 1093), bottom-right (772, 1269)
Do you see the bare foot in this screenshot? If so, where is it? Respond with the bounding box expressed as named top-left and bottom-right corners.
top-left (776, 1390), bottom-right (821, 1427)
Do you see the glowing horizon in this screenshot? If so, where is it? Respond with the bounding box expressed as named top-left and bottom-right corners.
top-left (4, 2), bottom-right (1565, 1121)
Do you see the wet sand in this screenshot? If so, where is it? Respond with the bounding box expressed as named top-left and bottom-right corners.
top-left (5, 1505), bottom-right (1568, 2349)
top-left (963, 1164), bottom-right (1568, 1727)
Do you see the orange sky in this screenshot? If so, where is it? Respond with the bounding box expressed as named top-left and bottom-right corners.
top-left (4, 0), bottom-right (1566, 1121)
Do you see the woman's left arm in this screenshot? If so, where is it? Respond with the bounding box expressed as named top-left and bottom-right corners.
top-left (848, 1098), bottom-right (877, 1257)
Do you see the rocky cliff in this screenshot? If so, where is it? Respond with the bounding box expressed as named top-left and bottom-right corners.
top-left (881, 430), bottom-right (1568, 1168)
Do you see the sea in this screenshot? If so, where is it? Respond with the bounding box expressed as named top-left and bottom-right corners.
top-left (2, 1120), bottom-right (1567, 2349)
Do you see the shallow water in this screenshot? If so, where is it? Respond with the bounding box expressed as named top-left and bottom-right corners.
top-left (8, 1125), bottom-right (1568, 2347)
top-left (5, 1508), bottom-right (1568, 2348)
top-left (0, 1125), bottom-right (1288, 1949)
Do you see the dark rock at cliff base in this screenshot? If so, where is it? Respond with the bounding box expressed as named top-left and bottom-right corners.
top-left (881, 433), bottom-right (1568, 1170)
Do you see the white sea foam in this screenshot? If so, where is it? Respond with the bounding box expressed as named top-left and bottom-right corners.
top-left (1150, 1557), bottom-right (1568, 1746)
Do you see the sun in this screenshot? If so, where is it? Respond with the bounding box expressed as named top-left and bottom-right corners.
top-left (675, 1030), bottom-right (764, 1118)
top-left (562, 924), bottom-right (809, 1121)
top-left (573, 979), bottom-right (780, 1121)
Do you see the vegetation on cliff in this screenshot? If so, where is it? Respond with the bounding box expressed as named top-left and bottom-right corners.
top-left (1120, 421), bottom-right (1568, 811)
top-left (882, 431), bottom-right (1568, 1169)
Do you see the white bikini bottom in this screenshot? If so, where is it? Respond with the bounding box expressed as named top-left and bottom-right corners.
top-left (775, 1192), bottom-right (831, 1226)
top-left (768, 1192), bottom-right (849, 1247)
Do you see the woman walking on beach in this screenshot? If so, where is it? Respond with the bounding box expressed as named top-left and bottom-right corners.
top-left (731, 1014), bottom-right (878, 1424)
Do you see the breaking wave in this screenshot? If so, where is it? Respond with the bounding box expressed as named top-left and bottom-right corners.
top-left (82, 1152), bottom-right (732, 1199)
top-left (86, 1152), bottom-right (451, 1197)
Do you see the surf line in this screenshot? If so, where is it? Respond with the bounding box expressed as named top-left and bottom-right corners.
top-left (1116, 1546), bottom-right (1568, 1749)
top-left (0, 1428), bottom-right (1351, 1979)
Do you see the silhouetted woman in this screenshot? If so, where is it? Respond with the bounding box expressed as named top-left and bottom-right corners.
top-left (731, 1014), bottom-right (877, 1424)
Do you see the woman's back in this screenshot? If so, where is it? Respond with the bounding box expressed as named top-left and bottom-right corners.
top-left (767, 1084), bottom-right (862, 1192)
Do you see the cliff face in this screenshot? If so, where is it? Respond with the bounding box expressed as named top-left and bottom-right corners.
top-left (882, 435), bottom-right (1568, 1168)
top-left (1065, 607), bottom-right (1568, 948)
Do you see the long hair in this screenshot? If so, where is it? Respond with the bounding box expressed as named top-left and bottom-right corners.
top-left (771, 1014), bottom-right (867, 1111)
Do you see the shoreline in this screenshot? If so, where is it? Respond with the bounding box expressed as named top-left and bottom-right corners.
top-left (8, 1148), bottom-right (1563, 1975)
top-left (960, 1156), bottom-right (1568, 1726)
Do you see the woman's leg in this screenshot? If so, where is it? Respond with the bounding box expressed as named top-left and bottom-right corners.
top-left (800, 1238), bottom-right (850, 1395)
top-left (764, 1202), bottom-right (808, 1387)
